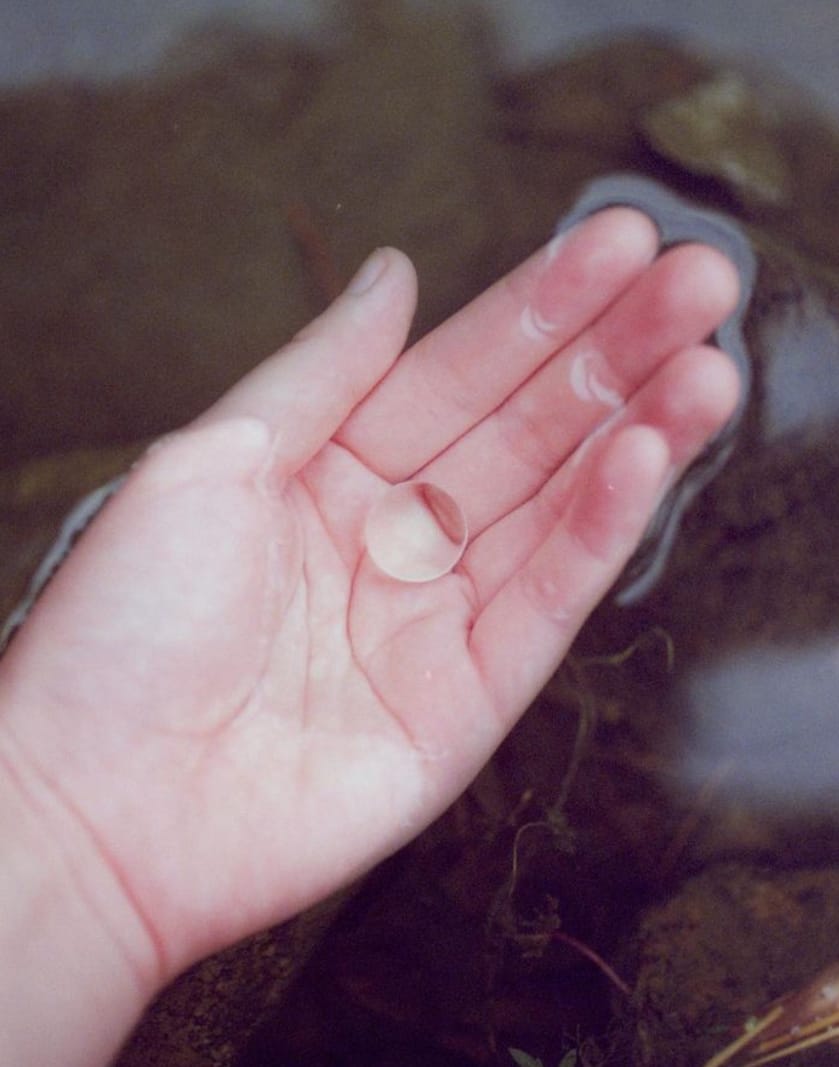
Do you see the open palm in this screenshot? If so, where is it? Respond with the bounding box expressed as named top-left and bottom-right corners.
top-left (0, 207), bottom-right (739, 995)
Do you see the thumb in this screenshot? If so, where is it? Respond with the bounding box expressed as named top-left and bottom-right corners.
top-left (197, 247), bottom-right (418, 479)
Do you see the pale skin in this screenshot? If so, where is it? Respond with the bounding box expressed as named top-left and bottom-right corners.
top-left (0, 207), bottom-right (740, 1066)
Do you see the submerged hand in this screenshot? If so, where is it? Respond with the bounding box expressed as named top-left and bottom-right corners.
top-left (0, 208), bottom-right (740, 1012)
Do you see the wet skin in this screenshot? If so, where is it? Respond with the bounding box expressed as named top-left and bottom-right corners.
top-left (0, 207), bottom-right (740, 1067)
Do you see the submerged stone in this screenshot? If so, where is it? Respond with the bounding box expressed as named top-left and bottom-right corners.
top-left (641, 72), bottom-right (791, 208)
top-left (625, 863), bottom-right (839, 1067)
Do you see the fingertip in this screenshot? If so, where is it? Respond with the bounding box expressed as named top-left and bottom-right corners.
top-left (338, 247), bottom-right (418, 355)
top-left (344, 247), bottom-right (391, 296)
top-left (557, 204), bottom-right (660, 273)
top-left (596, 205), bottom-right (661, 257)
top-left (671, 344), bottom-right (744, 433)
top-left (704, 344), bottom-right (743, 423)
top-left (387, 247), bottom-right (420, 317)
top-left (604, 423), bottom-right (671, 492)
top-left (382, 245), bottom-right (418, 285)
top-left (345, 246), bottom-right (417, 300)
top-left (384, 246), bottom-right (419, 309)
top-left (679, 242), bottom-right (743, 321)
top-left (572, 423), bottom-right (671, 564)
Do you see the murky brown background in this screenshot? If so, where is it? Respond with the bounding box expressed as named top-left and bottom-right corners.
top-left (4, 3), bottom-right (839, 1065)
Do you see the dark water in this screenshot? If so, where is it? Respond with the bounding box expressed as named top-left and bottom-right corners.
top-left (4, 6), bottom-right (839, 1066)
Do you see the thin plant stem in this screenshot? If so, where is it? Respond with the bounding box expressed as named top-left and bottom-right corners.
top-left (552, 930), bottom-right (632, 998)
top-left (701, 1006), bottom-right (784, 1067)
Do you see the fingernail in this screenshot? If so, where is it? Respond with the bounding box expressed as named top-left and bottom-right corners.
top-left (346, 248), bottom-right (389, 296)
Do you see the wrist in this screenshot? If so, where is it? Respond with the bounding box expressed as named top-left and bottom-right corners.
top-left (0, 722), bottom-right (159, 1067)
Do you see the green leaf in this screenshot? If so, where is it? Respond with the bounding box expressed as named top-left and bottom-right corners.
top-left (558, 1052), bottom-right (578, 1067)
top-left (508, 1049), bottom-right (544, 1067)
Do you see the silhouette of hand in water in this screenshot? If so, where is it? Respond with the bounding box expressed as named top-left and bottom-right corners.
top-left (0, 208), bottom-right (739, 996)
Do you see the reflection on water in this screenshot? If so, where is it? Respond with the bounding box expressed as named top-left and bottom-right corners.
top-left (681, 638), bottom-right (839, 806)
top-left (760, 288), bottom-right (839, 441)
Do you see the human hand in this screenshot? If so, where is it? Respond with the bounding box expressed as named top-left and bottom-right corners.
top-left (0, 208), bottom-right (739, 1006)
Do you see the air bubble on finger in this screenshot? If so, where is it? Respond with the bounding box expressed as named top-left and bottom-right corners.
top-left (569, 349), bottom-right (624, 409)
top-left (520, 305), bottom-right (558, 342)
top-left (364, 482), bottom-right (468, 583)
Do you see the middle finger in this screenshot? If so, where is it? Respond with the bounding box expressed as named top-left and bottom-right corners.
top-left (336, 207), bottom-right (659, 479)
top-left (415, 241), bottom-right (740, 537)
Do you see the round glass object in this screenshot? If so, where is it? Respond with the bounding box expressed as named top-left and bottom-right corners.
top-left (364, 481), bottom-right (468, 582)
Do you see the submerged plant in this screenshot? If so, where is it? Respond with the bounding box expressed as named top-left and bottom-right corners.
top-left (509, 1046), bottom-right (578, 1067)
top-left (702, 962), bottom-right (839, 1067)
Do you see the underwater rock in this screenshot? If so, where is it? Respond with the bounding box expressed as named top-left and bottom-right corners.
top-left (641, 72), bottom-right (791, 208)
top-left (115, 892), bottom-right (352, 1067)
top-left (625, 862), bottom-right (839, 1067)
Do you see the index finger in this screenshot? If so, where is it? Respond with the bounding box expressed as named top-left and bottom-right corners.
top-left (335, 207), bottom-right (659, 480)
